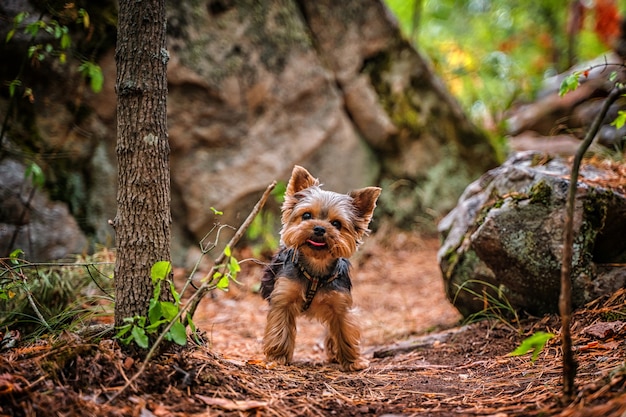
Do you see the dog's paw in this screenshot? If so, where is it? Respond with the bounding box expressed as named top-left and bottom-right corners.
top-left (266, 355), bottom-right (290, 366)
top-left (341, 358), bottom-right (370, 372)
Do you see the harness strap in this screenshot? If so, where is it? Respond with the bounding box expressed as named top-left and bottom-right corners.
top-left (296, 261), bottom-right (338, 312)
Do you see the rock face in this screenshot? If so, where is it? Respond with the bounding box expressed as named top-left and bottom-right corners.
top-left (0, 0), bottom-right (497, 262)
top-left (0, 159), bottom-right (88, 262)
top-left (438, 151), bottom-right (626, 317)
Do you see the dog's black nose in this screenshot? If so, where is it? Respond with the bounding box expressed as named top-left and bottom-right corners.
top-left (313, 225), bottom-right (326, 236)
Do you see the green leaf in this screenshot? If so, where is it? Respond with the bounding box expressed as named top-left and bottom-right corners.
top-left (160, 301), bottom-right (179, 321)
top-left (187, 314), bottom-right (196, 333)
top-left (25, 22), bottom-right (40, 37)
top-left (79, 9), bottom-right (90, 29)
top-left (78, 61), bottom-right (104, 93)
top-left (152, 280), bottom-right (162, 301)
top-left (131, 326), bottom-right (149, 349)
top-left (169, 322), bottom-right (188, 346)
top-left (25, 162), bottom-right (45, 189)
top-left (6, 29), bottom-right (15, 43)
top-left (210, 207), bottom-right (223, 215)
top-left (509, 331), bottom-right (555, 362)
top-left (151, 261), bottom-right (172, 283)
top-left (60, 32), bottom-right (71, 49)
top-left (170, 281), bottom-right (181, 304)
top-left (14, 12), bottom-right (28, 25)
top-left (611, 110), bottom-right (626, 130)
top-left (216, 275), bottom-right (230, 291)
top-left (224, 245), bottom-right (232, 257)
top-left (8, 79), bottom-right (21, 97)
top-left (559, 72), bottom-right (580, 97)
top-left (148, 298), bottom-right (162, 324)
top-left (229, 256), bottom-right (241, 274)
top-left (145, 319), bottom-right (167, 332)
top-left (9, 248), bottom-right (24, 261)
top-left (89, 65), bottom-right (104, 93)
top-left (115, 323), bottom-right (132, 339)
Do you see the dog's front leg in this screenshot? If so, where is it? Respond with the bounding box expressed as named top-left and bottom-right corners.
top-left (263, 278), bottom-right (303, 365)
top-left (313, 291), bottom-right (370, 372)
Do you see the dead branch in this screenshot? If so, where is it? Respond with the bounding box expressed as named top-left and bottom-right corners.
top-left (559, 85), bottom-right (626, 401)
top-left (372, 325), bottom-right (471, 358)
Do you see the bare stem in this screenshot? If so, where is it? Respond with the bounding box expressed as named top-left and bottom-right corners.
top-left (559, 85), bottom-right (626, 401)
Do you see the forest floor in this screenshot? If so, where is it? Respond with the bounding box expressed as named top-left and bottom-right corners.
top-left (1, 230), bottom-right (625, 416)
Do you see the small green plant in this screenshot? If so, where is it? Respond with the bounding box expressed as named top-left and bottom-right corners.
top-left (509, 331), bottom-right (555, 362)
top-left (115, 243), bottom-right (242, 349)
top-left (0, 247), bottom-right (114, 337)
top-left (115, 261), bottom-right (189, 348)
top-left (210, 245), bottom-right (241, 292)
top-left (0, 249), bottom-right (25, 301)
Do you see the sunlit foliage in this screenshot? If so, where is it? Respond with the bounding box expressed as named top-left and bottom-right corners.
top-left (385, 0), bottom-right (614, 130)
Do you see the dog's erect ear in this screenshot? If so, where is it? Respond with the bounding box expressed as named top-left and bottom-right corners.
top-left (285, 165), bottom-right (319, 197)
top-left (349, 187), bottom-right (382, 224)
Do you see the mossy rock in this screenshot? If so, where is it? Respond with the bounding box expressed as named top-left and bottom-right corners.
top-left (438, 152), bottom-right (626, 317)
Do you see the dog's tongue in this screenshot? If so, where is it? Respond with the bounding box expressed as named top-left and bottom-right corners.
top-left (307, 239), bottom-right (326, 247)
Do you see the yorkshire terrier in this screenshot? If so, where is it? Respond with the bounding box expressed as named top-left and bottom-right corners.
top-left (261, 165), bottom-right (381, 371)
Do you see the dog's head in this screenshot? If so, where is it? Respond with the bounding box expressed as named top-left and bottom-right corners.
top-left (279, 166), bottom-right (381, 266)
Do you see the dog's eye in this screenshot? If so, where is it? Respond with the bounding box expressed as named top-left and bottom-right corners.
top-left (302, 212), bottom-right (312, 221)
top-left (331, 220), bottom-right (342, 230)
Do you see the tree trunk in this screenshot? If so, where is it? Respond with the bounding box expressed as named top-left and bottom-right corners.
top-left (113, 0), bottom-right (171, 327)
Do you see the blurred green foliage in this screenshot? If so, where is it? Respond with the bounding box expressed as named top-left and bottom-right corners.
top-left (384, 0), bottom-right (614, 131)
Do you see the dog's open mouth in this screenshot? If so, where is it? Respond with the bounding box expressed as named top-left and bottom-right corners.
top-left (306, 239), bottom-right (327, 249)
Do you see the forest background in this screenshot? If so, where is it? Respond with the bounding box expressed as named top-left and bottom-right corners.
top-left (1, 0), bottom-right (625, 416)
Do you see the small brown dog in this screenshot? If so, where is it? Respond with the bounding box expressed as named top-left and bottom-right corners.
top-left (261, 165), bottom-right (381, 371)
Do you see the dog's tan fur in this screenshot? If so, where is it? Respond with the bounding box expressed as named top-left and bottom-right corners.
top-left (261, 166), bottom-right (381, 371)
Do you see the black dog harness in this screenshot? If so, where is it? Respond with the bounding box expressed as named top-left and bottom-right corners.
top-left (294, 260), bottom-right (339, 312)
top-left (260, 247), bottom-right (353, 312)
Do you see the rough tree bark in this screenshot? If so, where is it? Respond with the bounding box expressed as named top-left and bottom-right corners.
top-left (113, 0), bottom-right (172, 327)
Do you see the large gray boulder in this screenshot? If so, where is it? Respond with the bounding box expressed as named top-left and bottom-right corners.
top-left (438, 151), bottom-right (626, 317)
top-left (0, 159), bottom-right (88, 261)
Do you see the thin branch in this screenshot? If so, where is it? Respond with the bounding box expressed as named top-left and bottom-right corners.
top-left (559, 85), bottom-right (626, 401)
top-left (179, 223), bottom-right (233, 297)
top-left (185, 180), bottom-right (277, 321)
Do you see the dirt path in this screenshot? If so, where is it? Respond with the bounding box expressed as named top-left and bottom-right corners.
top-left (1, 233), bottom-right (625, 416)
top-left (193, 233), bottom-right (461, 365)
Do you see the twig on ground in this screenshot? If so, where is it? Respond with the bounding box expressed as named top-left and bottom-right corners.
top-left (372, 325), bottom-right (470, 358)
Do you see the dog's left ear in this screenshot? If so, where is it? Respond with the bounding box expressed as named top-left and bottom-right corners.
top-left (349, 187), bottom-right (382, 224)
